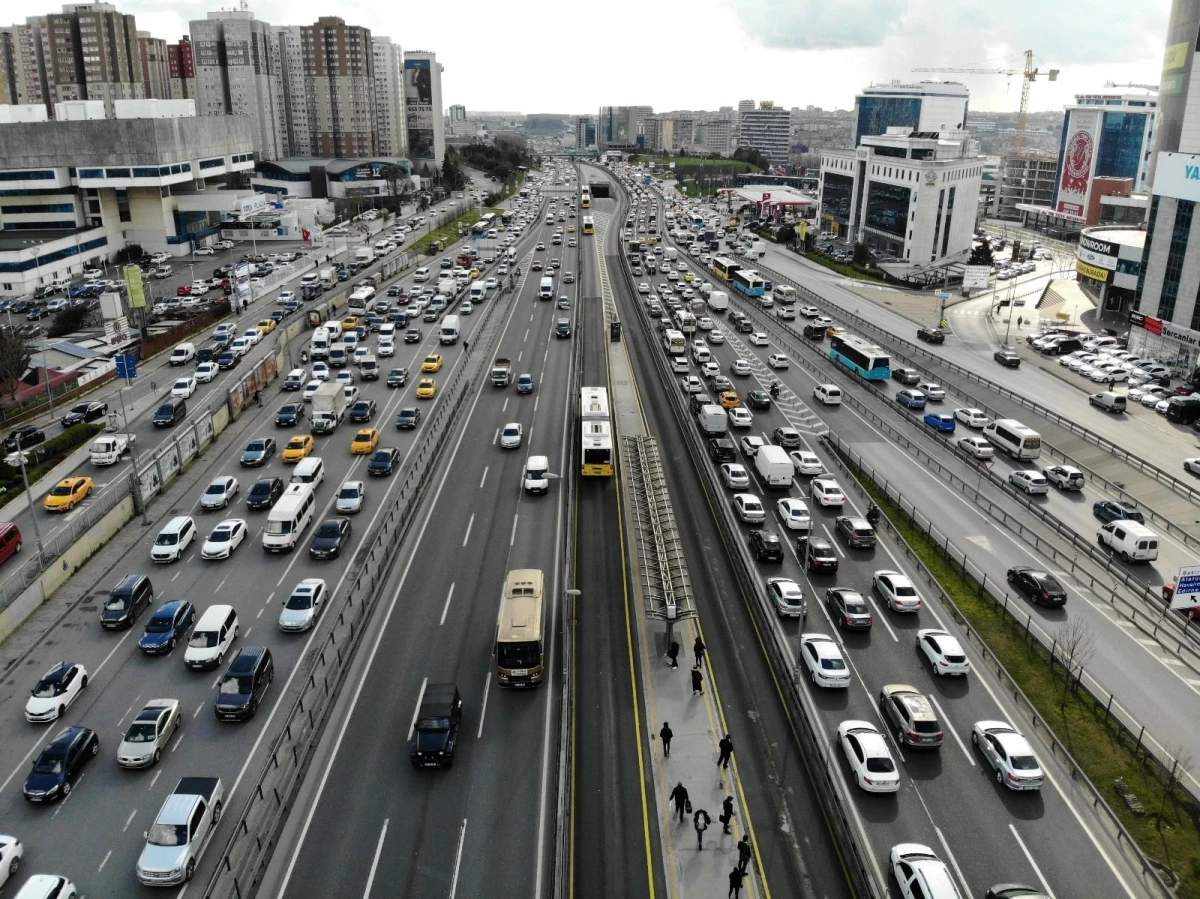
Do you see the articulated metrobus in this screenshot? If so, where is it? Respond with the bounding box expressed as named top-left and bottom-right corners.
top-left (731, 268), bottom-right (766, 298)
top-left (580, 187), bottom-right (593, 209)
top-left (581, 386), bottom-right (614, 476)
top-left (494, 569), bottom-right (546, 687)
top-left (829, 334), bottom-right (891, 380)
top-left (582, 215), bottom-right (595, 235)
top-left (711, 256), bottom-right (740, 282)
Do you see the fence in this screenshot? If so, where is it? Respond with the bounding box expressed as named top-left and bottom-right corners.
top-left (825, 432), bottom-right (1176, 897)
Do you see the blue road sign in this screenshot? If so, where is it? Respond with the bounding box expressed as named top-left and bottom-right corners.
top-left (115, 354), bottom-right (137, 379)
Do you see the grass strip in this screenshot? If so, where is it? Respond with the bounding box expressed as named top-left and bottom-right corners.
top-left (411, 209), bottom-right (484, 256)
top-left (844, 455), bottom-right (1200, 896)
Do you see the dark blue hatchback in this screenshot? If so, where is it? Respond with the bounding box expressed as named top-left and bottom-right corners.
top-left (138, 600), bottom-right (197, 654)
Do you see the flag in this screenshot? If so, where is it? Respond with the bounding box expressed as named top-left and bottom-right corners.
top-left (301, 228), bottom-right (311, 242)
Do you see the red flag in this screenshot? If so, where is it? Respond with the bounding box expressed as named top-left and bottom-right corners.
top-left (301, 228), bottom-right (311, 242)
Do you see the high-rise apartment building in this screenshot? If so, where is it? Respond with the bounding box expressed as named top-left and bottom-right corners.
top-left (852, 81), bottom-right (969, 146)
top-left (137, 31), bottom-right (169, 99)
top-left (299, 17), bottom-right (376, 159)
top-left (372, 36), bottom-right (407, 157)
top-left (449, 104), bottom-right (466, 122)
top-left (403, 50), bottom-right (444, 167)
top-left (697, 119), bottom-right (732, 155)
top-left (190, 10), bottom-right (286, 161)
top-left (738, 101), bottom-right (791, 165)
top-left (996, 152), bottom-right (1059, 219)
top-left (575, 114), bottom-right (596, 150)
top-left (0, 28), bottom-right (17, 105)
top-left (165, 37), bottom-right (195, 99)
top-left (273, 25), bottom-right (309, 156)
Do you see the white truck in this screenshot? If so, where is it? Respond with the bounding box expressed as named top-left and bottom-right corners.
top-left (90, 433), bottom-right (136, 466)
top-left (751, 240), bottom-right (767, 259)
top-left (354, 247), bottom-right (373, 266)
top-left (311, 382), bottom-right (347, 433)
top-left (755, 445), bottom-right (794, 489)
top-left (440, 315), bottom-right (460, 345)
top-left (696, 404), bottom-right (728, 437)
top-left (491, 357), bottom-right (513, 387)
top-left (666, 247), bottom-right (679, 262)
top-left (319, 268), bottom-right (337, 290)
top-left (539, 276), bottom-right (554, 300)
top-left (136, 776), bottom-right (224, 886)
top-left (169, 343), bottom-right (195, 366)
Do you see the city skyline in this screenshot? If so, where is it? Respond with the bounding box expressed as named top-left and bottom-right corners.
top-left (11, 0), bottom-right (1170, 116)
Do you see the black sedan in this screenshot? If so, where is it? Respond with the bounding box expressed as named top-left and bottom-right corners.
top-left (309, 517), bottom-right (352, 559)
top-left (62, 400), bottom-right (108, 427)
top-left (1092, 499), bottom-right (1144, 524)
top-left (387, 368), bottom-right (409, 388)
top-left (367, 447), bottom-right (400, 476)
top-left (1006, 566), bottom-right (1068, 606)
top-left (396, 407), bottom-right (421, 429)
top-left (993, 348), bottom-right (1021, 368)
top-left (246, 477), bottom-right (284, 510)
top-left (825, 587), bottom-right (873, 630)
top-left (748, 528), bottom-right (784, 562)
top-left (240, 437), bottom-right (276, 467)
top-left (24, 725), bottom-right (99, 803)
top-left (348, 398), bottom-right (377, 423)
top-left (4, 424), bottom-right (45, 453)
top-left (917, 327), bottom-right (945, 344)
top-left (745, 390), bottom-right (772, 410)
top-left (217, 351), bottom-right (238, 370)
top-left (275, 403), bottom-right (305, 427)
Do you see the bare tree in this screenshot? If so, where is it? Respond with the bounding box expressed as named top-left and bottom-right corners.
top-left (0, 328), bottom-right (31, 402)
top-left (1157, 743), bottom-right (1193, 830)
top-left (1054, 618), bottom-right (1095, 709)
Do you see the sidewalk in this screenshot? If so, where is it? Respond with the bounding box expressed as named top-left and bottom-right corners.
top-left (608, 332), bottom-right (764, 899)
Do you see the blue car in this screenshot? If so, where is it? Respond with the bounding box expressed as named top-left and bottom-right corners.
top-left (24, 726), bottom-right (99, 803)
top-left (138, 600), bottom-right (197, 654)
top-left (895, 389), bottom-right (927, 410)
top-left (923, 412), bottom-right (956, 433)
top-left (1092, 499), bottom-right (1144, 524)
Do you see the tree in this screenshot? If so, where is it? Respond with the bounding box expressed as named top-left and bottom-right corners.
top-left (379, 163), bottom-right (409, 205)
top-left (776, 224), bottom-right (797, 245)
top-left (968, 240), bottom-right (994, 266)
top-left (1053, 618), bottom-right (1094, 710)
top-left (0, 328), bottom-right (31, 402)
top-left (48, 304), bottom-right (91, 338)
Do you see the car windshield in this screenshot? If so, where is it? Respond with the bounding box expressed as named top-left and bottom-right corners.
top-left (285, 591), bottom-right (313, 610)
top-left (104, 595), bottom-right (130, 611)
top-left (209, 528), bottom-right (231, 543)
top-left (147, 823), bottom-right (188, 847)
top-left (247, 441), bottom-right (265, 451)
top-left (32, 753), bottom-right (64, 775)
top-left (189, 631), bottom-right (218, 648)
top-left (144, 615), bottom-right (173, 633)
top-left (338, 487), bottom-right (359, 499)
top-left (124, 722), bottom-right (158, 743)
top-left (317, 522), bottom-right (340, 537)
top-left (205, 484), bottom-right (225, 495)
top-left (497, 640), bottom-right (540, 668)
top-left (219, 675), bottom-right (251, 695)
top-left (31, 678), bottom-right (63, 698)
top-left (50, 483), bottom-right (74, 496)
top-left (155, 532), bottom-right (178, 546)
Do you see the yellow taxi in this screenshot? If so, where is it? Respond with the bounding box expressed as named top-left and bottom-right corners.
top-left (350, 428), bottom-right (380, 455)
top-left (684, 271), bottom-right (695, 282)
top-left (255, 318), bottom-right (277, 334)
top-left (415, 377), bottom-right (437, 399)
top-left (421, 354), bottom-right (444, 372)
top-left (282, 434), bottom-right (316, 463)
top-left (43, 475), bottom-right (93, 512)
top-left (469, 268), bottom-right (483, 279)
top-left (341, 316), bottom-right (360, 332)
top-left (827, 326), bottom-right (845, 338)
top-left (718, 391), bottom-right (742, 409)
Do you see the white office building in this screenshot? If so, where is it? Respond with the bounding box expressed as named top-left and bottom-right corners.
top-left (737, 102), bottom-right (790, 165)
top-left (853, 81), bottom-right (970, 146)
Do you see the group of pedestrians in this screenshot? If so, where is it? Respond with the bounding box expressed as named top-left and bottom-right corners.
top-left (662, 631), bottom-right (754, 896)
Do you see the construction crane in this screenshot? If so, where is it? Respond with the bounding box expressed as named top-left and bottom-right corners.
top-left (913, 50), bottom-right (1059, 152)
top-left (1104, 81), bottom-right (1159, 92)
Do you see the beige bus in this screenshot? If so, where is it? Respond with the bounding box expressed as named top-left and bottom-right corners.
top-left (494, 569), bottom-right (546, 687)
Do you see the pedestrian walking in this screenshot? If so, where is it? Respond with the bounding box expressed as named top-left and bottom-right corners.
top-left (669, 782), bottom-right (689, 823)
top-left (691, 667), bottom-right (704, 696)
top-left (463, 338), bottom-right (469, 354)
top-left (720, 795), bottom-right (736, 834)
top-left (694, 635), bottom-right (707, 669)
top-left (660, 722), bottom-right (674, 758)
top-left (1017, 315), bottom-right (1024, 329)
top-left (693, 809), bottom-right (711, 850)
top-left (728, 866), bottom-right (745, 898)
top-left (1108, 377), bottom-right (1115, 391)
top-left (737, 836), bottom-right (752, 875)
top-left (717, 733), bottom-right (734, 770)
top-left (666, 640), bottom-right (680, 668)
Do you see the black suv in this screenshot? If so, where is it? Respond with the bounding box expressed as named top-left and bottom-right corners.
top-left (213, 646), bottom-right (274, 721)
top-left (708, 436), bottom-right (736, 463)
top-left (247, 477), bottom-right (284, 510)
top-left (410, 682), bottom-right (463, 768)
top-left (916, 327), bottom-right (945, 344)
top-left (748, 529), bottom-right (784, 562)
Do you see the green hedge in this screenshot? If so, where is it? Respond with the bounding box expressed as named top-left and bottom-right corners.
top-left (0, 422), bottom-right (106, 504)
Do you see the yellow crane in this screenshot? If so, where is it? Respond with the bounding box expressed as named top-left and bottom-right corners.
top-left (912, 50), bottom-right (1060, 152)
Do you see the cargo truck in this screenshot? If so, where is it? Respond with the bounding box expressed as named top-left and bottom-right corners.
top-left (755, 445), bottom-right (794, 489)
top-left (90, 433), bottom-right (136, 466)
top-left (136, 776), bottom-right (224, 886)
top-left (354, 247), bottom-right (373, 266)
top-left (311, 382), bottom-right (347, 433)
top-left (318, 268), bottom-right (337, 290)
top-left (491, 357), bottom-right (513, 387)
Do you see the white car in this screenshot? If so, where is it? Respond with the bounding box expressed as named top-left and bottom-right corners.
top-left (277, 290), bottom-right (296, 304)
top-left (889, 844), bottom-right (961, 899)
top-left (638, 283), bottom-right (651, 295)
top-left (194, 247), bottom-right (215, 256)
top-left (278, 578), bottom-right (328, 633)
top-left (24, 661), bottom-right (88, 723)
top-left (200, 518), bottom-right (248, 560)
top-left (311, 362), bottom-right (330, 382)
top-left (972, 720), bottom-right (1045, 790)
top-left (708, 329), bottom-right (725, 345)
top-left (915, 381), bottom-right (945, 401)
top-left (917, 628), bottom-right (971, 676)
top-left (200, 475), bottom-right (239, 510)
top-left (353, 346), bottom-right (371, 365)
top-left (0, 835), bottom-right (21, 889)
top-left (1130, 385), bottom-right (1168, 405)
top-left (700, 360), bottom-right (720, 379)
top-left (810, 477), bottom-right (845, 507)
top-left (789, 450), bottom-right (823, 476)
top-left (813, 384), bottom-right (842, 405)
top-left (720, 463), bottom-right (750, 489)
top-left (195, 362), bottom-right (219, 383)
top-left (799, 305), bottom-right (820, 317)
top-left (241, 329), bottom-right (262, 347)
top-left (730, 358), bottom-right (751, 376)
top-left (728, 407), bottom-right (753, 428)
top-left (776, 497), bottom-right (811, 531)
top-left (697, 316), bottom-right (714, 330)
top-left (953, 407), bottom-right (988, 428)
top-left (732, 493), bottom-right (765, 524)
top-left (342, 384), bottom-right (358, 405)
top-left (1009, 470), bottom-right (1050, 495)
top-left (336, 480), bottom-right (365, 514)
top-left (303, 380), bottom-right (322, 401)
top-left (486, 277), bottom-right (499, 289)
top-left (336, 371), bottom-right (354, 387)
top-left (767, 577), bottom-right (806, 618)
top-left (679, 375), bottom-right (703, 394)
top-left (116, 698), bottom-right (182, 769)
top-left (172, 376), bottom-right (197, 399)
top-left (873, 570), bottom-right (922, 612)
top-left (838, 721), bottom-right (901, 793)
top-left (956, 436), bottom-right (994, 459)
top-left (1090, 366), bottom-right (1127, 383)
top-left (800, 634), bottom-right (851, 688)
top-left (749, 332), bottom-right (769, 346)
top-left (377, 338), bottom-right (395, 357)
top-left (768, 353), bottom-right (790, 369)
top-left (500, 422), bottom-right (523, 449)
top-left (740, 435), bottom-right (765, 458)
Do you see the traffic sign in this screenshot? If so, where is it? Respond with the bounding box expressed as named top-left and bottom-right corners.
top-left (937, 291), bottom-right (951, 301)
top-left (115, 354), bottom-right (137, 380)
top-left (1170, 565), bottom-right (1200, 610)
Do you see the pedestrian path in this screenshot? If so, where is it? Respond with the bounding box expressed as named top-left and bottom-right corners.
top-left (607, 328), bottom-right (764, 899)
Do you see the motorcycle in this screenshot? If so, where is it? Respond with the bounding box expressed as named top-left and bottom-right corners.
top-left (769, 382), bottom-right (780, 399)
top-left (866, 504), bottom-right (881, 527)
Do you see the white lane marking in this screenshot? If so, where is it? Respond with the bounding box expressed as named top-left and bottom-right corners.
top-left (927, 696), bottom-right (974, 766)
top-left (934, 826), bottom-right (972, 897)
top-left (361, 818), bottom-right (389, 899)
top-left (477, 671), bottom-right (492, 739)
top-left (510, 514), bottom-right (519, 547)
top-left (98, 850), bottom-right (112, 872)
top-left (439, 584), bottom-right (455, 627)
top-left (123, 808), bottom-right (138, 832)
top-left (1009, 823), bottom-right (1056, 898)
top-left (479, 466), bottom-right (488, 489)
top-left (462, 513), bottom-right (474, 547)
top-left (448, 819), bottom-right (468, 899)
top-left (407, 678), bottom-right (428, 742)
top-left (193, 702), bottom-right (204, 719)
top-left (867, 598), bottom-right (899, 642)
top-left (149, 769), bottom-right (161, 791)
top-left (822, 524), bottom-right (844, 556)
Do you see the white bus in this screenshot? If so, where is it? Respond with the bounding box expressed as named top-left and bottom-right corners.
top-left (494, 569), bottom-right (546, 687)
top-left (263, 483), bottom-right (316, 552)
top-left (983, 419), bottom-right (1043, 460)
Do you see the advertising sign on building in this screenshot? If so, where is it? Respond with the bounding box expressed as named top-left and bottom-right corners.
top-left (404, 58), bottom-right (435, 161)
top-left (124, 265), bottom-right (146, 309)
top-left (1075, 260), bottom-right (1110, 282)
top-left (1056, 110), bottom-right (1101, 217)
top-left (962, 265), bottom-right (991, 289)
top-left (1076, 234), bottom-right (1117, 271)
top-left (1151, 152), bottom-right (1200, 202)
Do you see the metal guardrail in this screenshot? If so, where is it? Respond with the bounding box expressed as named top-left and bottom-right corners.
top-left (625, 436), bottom-right (694, 622)
top-left (823, 432), bottom-right (1178, 897)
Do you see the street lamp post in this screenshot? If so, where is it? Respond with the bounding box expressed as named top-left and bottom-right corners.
top-left (15, 444), bottom-right (46, 562)
top-left (118, 386), bottom-right (150, 524)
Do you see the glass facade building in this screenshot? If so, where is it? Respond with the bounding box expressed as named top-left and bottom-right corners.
top-left (855, 98), bottom-right (921, 147)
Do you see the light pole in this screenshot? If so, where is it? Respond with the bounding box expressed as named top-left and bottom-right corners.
top-left (118, 386), bottom-right (150, 524)
top-left (15, 442), bottom-right (46, 562)
top-left (564, 588), bottom-right (581, 648)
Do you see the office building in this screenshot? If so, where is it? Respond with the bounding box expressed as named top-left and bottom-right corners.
top-left (598, 105), bottom-right (652, 150)
top-left (738, 101), bottom-right (791, 166)
top-left (575, 114), bottom-right (596, 150)
top-left (137, 32), bottom-right (169, 99)
top-left (660, 115), bottom-right (695, 151)
top-left (301, 17), bottom-right (376, 159)
top-left (190, 10), bottom-right (286, 161)
top-left (853, 81), bottom-right (969, 146)
top-left (698, 119), bottom-right (732, 155)
top-left (372, 37), bottom-right (407, 158)
top-left (737, 99), bottom-right (755, 118)
top-left (251, 156), bottom-right (411, 200)
top-left (449, 104), bottom-right (466, 122)
top-left (996, 152), bottom-right (1059, 220)
top-left (818, 127), bottom-right (983, 281)
top-left (403, 50), bottom-right (444, 167)
top-left (165, 37), bottom-right (194, 99)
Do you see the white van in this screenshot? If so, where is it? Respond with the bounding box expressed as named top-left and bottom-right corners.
top-left (1098, 520), bottom-right (1159, 563)
top-left (773, 285), bottom-right (797, 305)
top-left (440, 315), bottom-right (461, 344)
top-left (469, 282), bottom-right (486, 303)
top-left (983, 419), bottom-right (1042, 460)
top-left (413, 267), bottom-right (431, 283)
top-left (523, 455), bottom-right (550, 494)
top-left (814, 384), bottom-right (843, 405)
top-left (539, 276), bottom-right (554, 300)
top-left (184, 604), bottom-right (239, 670)
top-left (505, 247), bottom-right (517, 262)
top-left (169, 343), bottom-right (196, 366)
top-left (264, 483), bottom-right (316, 552)
top-left (290, 457), bottom-right (325, 487)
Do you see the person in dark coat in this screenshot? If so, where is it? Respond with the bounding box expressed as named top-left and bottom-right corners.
top-left (693, 809), bottom-right (711, 850)
top-left (720, 795), bottom-right (735, 834)
top-left (694, 635), bottom-right (707, 669)
top-left (717, 733), bottom-right (733, 770)
top-left (737, 836), bottom-right (752, 874)
top-left (667, 640), bottom-right (680, 668)
top-left (728, 866), bottom-right (745, 898)
top-left (691, 667), bottom-right (704, 695)
top-left (669, 782), bottom-right (689, 823)
top-left (660, 722), bottom-right (674, 757)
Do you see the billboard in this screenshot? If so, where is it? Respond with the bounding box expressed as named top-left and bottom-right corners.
top-left (1170, 566), bottom-right (1200, 611)
top-left (1056, 109), bottom-right (1101, 217)
top-left (124, 265), bottom-right (146, 309)
top-left (404, 58), bottom-right (435, 161)
top-left (1150, 151), bottom-right (1200, 202)
top-left (962, 266), bottom-right (991, 289)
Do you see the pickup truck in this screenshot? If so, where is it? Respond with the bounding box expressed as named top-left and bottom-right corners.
top-left (491, 357), bottom-right (513, 387)
top-left (90, 433), bottom-right (136, 466)
top-left (136, 776), bottom-right (224, 885)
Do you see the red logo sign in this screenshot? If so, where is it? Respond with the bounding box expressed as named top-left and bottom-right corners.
top-left (1146, 316), bottom-right (1163, 335)
top-left (762, 192), bottom-right (771, 201)
top-left (1061, 129), bottom-right (1094, 195)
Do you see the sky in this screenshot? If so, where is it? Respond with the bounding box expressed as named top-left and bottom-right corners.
top-left (22, 0), bottom-right (1173, 114)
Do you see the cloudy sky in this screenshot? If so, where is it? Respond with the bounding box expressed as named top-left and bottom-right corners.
top-left (24, 0), bottom-right (1172, 114)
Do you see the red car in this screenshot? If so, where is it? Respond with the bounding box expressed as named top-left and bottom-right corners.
top-left (176, 285), bottom-right (193, 297)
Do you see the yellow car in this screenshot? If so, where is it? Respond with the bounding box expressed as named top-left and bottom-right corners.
top-left (282, 434), bottom-right (315, 462)
top-left (415, 377), bottom-right (437, 399)
top-left (43, 475), bottom-right (93, 512)
top-left (341, 316), bottom-right (360, 332)
top-left (827, 326), bottom-right (845, 338)
top-left (567, 225), bottom-right (576, 233)
top-left (718, 391), bottom-right (742, 409)
top-left (256, 318), bottom-right (277, 334)
top-left (469, 268), bottom-right (483, 279)
top-left (421, 354), bottom-right (444, 373)
top-left (350, 428), bottom-right (380, 455)
top-left (684, 272), bottom-right (695, 282)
